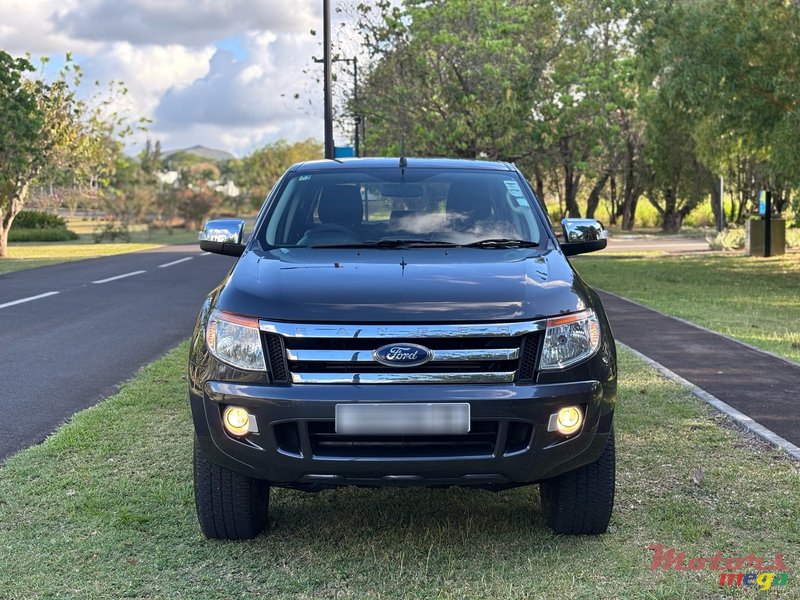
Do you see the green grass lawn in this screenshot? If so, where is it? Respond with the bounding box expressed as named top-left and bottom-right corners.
top-left (1, 343), bottom-right (797, 599)
top-left (573, 252), bottom-right (800, 363)
top-left (0, 229), bottom-right (199, 275)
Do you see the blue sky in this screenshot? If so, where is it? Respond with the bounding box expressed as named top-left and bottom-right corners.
top-left (0, 0), bottom-right (365, 156)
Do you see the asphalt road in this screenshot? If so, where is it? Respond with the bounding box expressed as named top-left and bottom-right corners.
top-left (0, 245), bottom-right (236, 461)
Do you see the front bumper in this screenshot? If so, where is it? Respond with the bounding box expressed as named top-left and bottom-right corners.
top-left (190, 377), bottom-right (614, 489)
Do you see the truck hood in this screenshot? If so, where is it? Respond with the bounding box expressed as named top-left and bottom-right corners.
top-left (216, 247), bottom-right (590, 323)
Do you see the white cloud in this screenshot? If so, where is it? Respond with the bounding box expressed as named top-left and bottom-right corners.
top-left (52, 0), bottom-right (318, 47)
top-left (81, 42), bottom-right (215, 117)
top-left (0, 0), bottom-right (97, 54)
top-left (0, 0), bottom-right (354, 156)
top-left (150, 31), bottom-right (323, 153)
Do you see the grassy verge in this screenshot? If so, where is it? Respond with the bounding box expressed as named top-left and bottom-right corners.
top-left (573, 253), bottom-right (800, 363)
top-left (0, 229), bottom-right (199, 275)
top-left (1, 343), bottom-right (798, 599)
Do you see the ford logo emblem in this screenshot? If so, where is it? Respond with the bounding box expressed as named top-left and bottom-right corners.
top-left (373, 343), bottom-right (434, 367)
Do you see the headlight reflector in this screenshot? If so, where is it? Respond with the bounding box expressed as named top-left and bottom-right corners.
top-left (206, 310), bottom-right (267, 371)
top-left (539, 309), bottom-right (601, 370)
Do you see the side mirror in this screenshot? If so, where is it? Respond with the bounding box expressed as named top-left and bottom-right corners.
top-left (199, 219), bottom-right (246, 257)
top-left (559, 218), bottom-right (608, 256)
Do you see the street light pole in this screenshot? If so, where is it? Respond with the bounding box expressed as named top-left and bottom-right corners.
top-left (322, 0), bottom-right (334, 159)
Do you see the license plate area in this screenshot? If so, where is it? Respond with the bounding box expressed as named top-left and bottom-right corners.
top-left (335, 403), bottom-right (471, 435)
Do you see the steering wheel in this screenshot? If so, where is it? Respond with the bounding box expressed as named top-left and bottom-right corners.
top-left (298, 223), bottom-right (361, 246)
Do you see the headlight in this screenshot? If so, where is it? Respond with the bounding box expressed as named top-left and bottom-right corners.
top-left (539, 309), bottom-right (601, 370)
top-left (205, 310), bottom-right (267, 371)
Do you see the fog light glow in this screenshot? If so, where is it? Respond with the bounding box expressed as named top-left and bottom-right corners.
top-left (548, 406), bottom-right (584, 435)
top-left (223, 406), bottom-right (252, 437)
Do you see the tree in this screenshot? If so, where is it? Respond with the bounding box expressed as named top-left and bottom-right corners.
top-left (356, 0), bottom-right (560, 161)
top-left (636, 0), bottom-right (800, 224)
top-left (0, 52), bottom-right (84, 257)
top-left (238, 139), bottom-right (323, 207)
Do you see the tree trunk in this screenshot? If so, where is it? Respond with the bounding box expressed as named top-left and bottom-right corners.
top-left (535, 174), bottom-right (545, 205)
top-left (608, 176), bottom-right (618, 225)
top-left (0, 225), bottom-right (8, 258)
top-left (661, 209), bottom-right (683, 233)
top-left (0, 186), bottom-right (27, 258)
top-left (621, 141), bottom-right (638, 230)
top-left (564, 164), bottom-right (581, 218)
top-left (710, 183), bottom-right (722, 229)
top-left (586, 172), bottom-right (610, 219)
top-left (660, 189), bottom-right (685, 233)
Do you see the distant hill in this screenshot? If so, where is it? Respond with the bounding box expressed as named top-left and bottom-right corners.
top-left (162, 145), bottom-right (235, 162)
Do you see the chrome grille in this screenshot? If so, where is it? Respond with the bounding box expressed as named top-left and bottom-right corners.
top-left (260, 320), bottom-right (545, 384)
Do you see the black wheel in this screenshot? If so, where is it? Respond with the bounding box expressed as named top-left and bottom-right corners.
top-left (539, 429), bottom-right (615, 535)
top-left (193, 438), bottom-right (269, 539)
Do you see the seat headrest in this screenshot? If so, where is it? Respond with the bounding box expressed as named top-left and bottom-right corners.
top-left (446, 181), bottom-right (491, 222)
top-left (318, 185), bottom-right (363, 227)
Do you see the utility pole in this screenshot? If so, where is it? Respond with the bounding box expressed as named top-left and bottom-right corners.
top-left (322, 0), bottom-right (334, 159)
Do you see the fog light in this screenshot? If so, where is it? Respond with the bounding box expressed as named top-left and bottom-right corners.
top-left (223, 406), bottom-right (258, 437)
top-left (548, 406), bottom-right (583, 435)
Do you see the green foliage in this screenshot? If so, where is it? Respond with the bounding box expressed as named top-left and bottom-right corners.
top-left (92, 222), bottom-right (130, 243)
top-left (705, 227), bottom-right (745, 251)
top-left (7, 227), bottom-right (79, 242)
top-left (236, 139), bottom-right (322, 207)
top-left (786, 228), bottom-right (800, 249)
top-left (12, 210), bottom-right (68, 230)
top-left (354, 0), bottom-right (799, 231)
top-left (0, 50), bottom-right (141, 257)
top-left (0, 52), bottom-right (50, 256)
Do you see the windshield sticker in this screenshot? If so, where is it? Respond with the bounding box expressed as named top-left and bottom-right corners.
top-left (503, 179), bottom-right (524, 197)
top-left (299, 175), bottom-right (312, 182)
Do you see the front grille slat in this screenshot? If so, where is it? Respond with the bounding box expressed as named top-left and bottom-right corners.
top-left (260, 319), bottom-right (545, 384)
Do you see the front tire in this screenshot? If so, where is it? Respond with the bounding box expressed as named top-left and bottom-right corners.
top-left (539, 429), bottom-right (615, 535)
top-left (193, 438), bottom-right (269, 539)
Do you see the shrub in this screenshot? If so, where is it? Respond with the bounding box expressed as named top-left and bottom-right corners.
top-left (13, 211), bottom-right (68, 230)
top-left (786, 228), bottom-right (800, 249)
top-left (8, 228), bottom-right (79, 242)
top-left (706, 227), bottom-right (745, 251)
top-left (92, 223), bottom-right (131, 243)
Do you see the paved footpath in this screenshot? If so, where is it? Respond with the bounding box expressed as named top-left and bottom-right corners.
top-left (598, 290), bottom-right (800, 451)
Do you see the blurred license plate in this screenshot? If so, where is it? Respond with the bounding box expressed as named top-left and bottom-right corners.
top-left (335, 403), bottom-right (470, 435)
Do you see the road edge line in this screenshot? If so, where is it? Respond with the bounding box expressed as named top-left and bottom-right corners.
top-left (618, 341), bottom-right (800, 461)
top-left (600, 288), bottom-right (800, 368)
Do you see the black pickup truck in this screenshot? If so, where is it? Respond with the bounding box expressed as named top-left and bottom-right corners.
top-left (189, 158), bottom-right (616, 539)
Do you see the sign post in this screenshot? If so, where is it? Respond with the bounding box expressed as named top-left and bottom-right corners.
top-left (764, 189), bottom-right (772, 258)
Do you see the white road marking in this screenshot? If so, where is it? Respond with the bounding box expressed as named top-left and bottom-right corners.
top-left (200, 252), bottom-right (212, 256)
top-left (158, 257), bottom-right (193, 268)
top-left (92, 270), bottom-right (146, 284)
top-left (0, 291), bottom-right (60, 310)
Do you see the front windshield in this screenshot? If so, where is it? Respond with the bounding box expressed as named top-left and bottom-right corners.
top-left (258, 168), bottom-right (545, 248)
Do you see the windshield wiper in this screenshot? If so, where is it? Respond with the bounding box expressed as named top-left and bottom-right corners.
top-left (311, 239), bottom-right (458, 249)
top-left (462, 238), bottom-right (540, 248)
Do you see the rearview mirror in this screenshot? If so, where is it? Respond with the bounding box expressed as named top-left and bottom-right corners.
top-left (559, 218), bottom-right (608, 256)
top-left (199, 219), bottom-right (246, 257)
